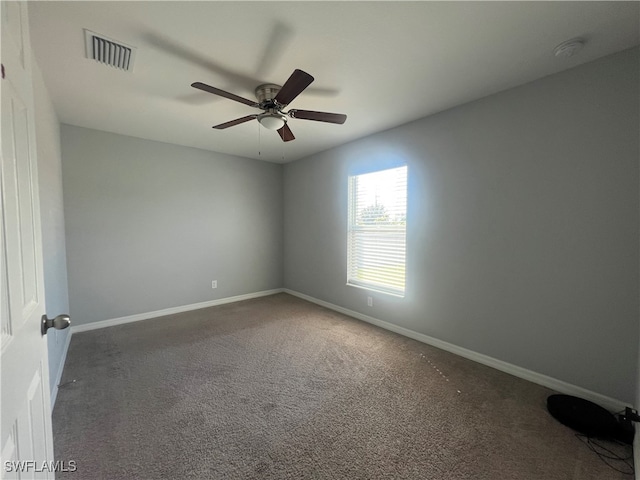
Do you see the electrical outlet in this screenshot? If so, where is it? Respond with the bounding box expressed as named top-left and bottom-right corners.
top-left (367, 296), bottom-right (373, 307)
top-left (211, 280), bottom-right (217, 289)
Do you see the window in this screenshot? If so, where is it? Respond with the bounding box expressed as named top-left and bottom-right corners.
top-left (347, 165), bottom-right (407, 296)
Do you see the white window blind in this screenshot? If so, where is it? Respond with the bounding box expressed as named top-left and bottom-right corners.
top-left (347, 165), bottom-right (407, 296)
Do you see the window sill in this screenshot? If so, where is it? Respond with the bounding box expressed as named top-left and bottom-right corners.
top-left (346, 282), bottom-right (405, 299)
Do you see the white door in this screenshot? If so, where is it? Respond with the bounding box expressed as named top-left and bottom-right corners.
top-left (1, 2), bottom-right (55, 479)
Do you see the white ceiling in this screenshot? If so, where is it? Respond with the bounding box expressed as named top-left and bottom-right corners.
top-left (29, 1), bottom-right (639, 163)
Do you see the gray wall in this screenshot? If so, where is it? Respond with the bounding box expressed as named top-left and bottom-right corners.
top-left (284, 48), bottom-right (639, 404)
top-left (33, 62), bottom-right (71, 396)
top-left (61, 126), bottom-right (283, 325)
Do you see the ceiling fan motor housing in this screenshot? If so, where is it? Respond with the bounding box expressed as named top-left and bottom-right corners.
top-left (255, 83), bottom-right (282, 104)
top-left (255, 83), bottom-right (287, 130)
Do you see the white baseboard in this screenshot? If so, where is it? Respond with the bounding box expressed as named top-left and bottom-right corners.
top-left (51, 289), bottom-right (283, 410)
top-left (50, 329), bottom-right (72, 411)
top-left (59, 287), bottom-right (630, 414)
top-left (283, 289), bottom-right (630, 413)
top-left (72, 289), bottom-right (284, 334)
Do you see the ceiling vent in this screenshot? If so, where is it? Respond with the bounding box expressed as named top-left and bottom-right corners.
top-left (84, 29), bottom-right (136, 72)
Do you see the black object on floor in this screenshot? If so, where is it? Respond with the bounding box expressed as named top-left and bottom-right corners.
top-left (547, 394), bottom-right (633, 444)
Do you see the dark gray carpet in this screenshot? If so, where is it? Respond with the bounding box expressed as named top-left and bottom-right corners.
top-left (53, 293), bottom-right (632, 479)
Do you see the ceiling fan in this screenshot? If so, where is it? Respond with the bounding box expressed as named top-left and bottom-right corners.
top-left (191, 69), bottom-right (346, 142)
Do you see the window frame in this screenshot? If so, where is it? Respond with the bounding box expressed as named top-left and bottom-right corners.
top-left (346, 165), bottom-right (407, 298)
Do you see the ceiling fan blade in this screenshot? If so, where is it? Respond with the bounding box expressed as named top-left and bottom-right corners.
top-left (274, 69), bottom-right (314, 106)
top-left (254, 21), bottom-right (295, 78)
top-left (191, 82), bottom-right (258, 108)
top-left (288, 109), bottom-right (347, 124)
top-left (213, 115), bottom-right (258, 129)
top-left (277, 123), bottom-right (295, 142)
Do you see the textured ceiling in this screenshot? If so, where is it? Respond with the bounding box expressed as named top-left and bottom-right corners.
top-left (28, 1), bottom-right (640, 163)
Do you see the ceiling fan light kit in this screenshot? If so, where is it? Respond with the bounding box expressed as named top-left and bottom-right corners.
top-left (191, 69), bottom-right (346, 142)
top-left (258, 113), bottom-right (286, 130)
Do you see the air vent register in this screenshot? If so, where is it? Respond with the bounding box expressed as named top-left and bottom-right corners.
top-left (84, 29), bottom-right (136, 72)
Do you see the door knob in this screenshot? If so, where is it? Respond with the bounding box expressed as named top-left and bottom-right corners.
top-left (42, 314), bottom-right (71, 335)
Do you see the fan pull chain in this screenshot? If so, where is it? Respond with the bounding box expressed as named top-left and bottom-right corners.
top-left (258, 121), bottom-right (261, 157)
